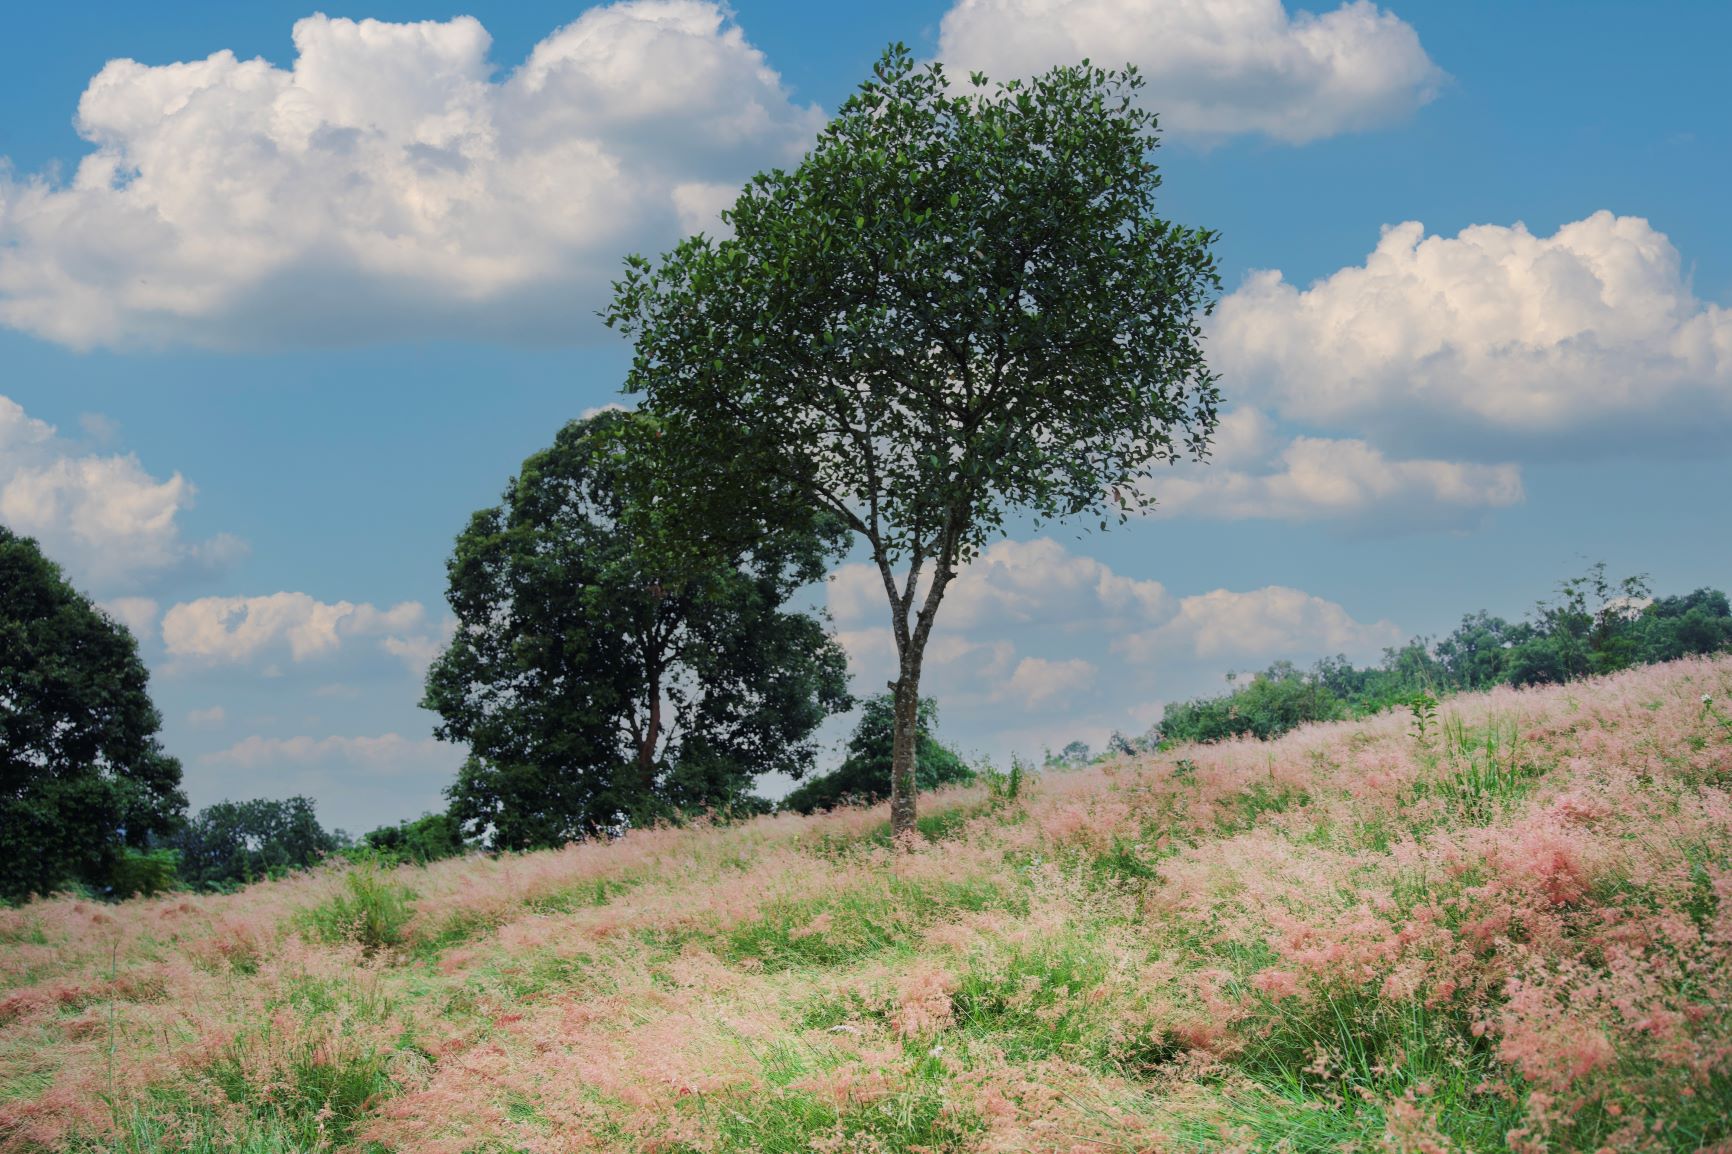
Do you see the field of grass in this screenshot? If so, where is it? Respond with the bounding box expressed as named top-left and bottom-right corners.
top-left (3, 656), bottom-right (1730, 1153)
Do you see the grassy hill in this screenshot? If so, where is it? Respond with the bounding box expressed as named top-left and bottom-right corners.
top-left (3, 657), bottom-right (1730, 1153)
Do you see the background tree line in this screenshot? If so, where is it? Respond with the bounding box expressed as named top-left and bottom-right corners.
top-left (1145, 564), bottom-right (1732, 749)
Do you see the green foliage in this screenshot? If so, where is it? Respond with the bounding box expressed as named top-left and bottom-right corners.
top-left (1044, 740), bottom-right (1092, 768)
top-left (1408, 691), bottom-right (1439, 745)
top-left (0, 527), bottom-right (186, 904)
top-left (779, 693), bottom-right (974, 814)
top-left (168, 796), bottom-right (341, 891)
top-left (360, 810), bottom-right (469, 865)
top-left (108, 847), bottom-right (181, 899)
top-left (1160, 563), bottom-right (1732, 747)
top-left (425, 409), bottom-right (852, 849)
top-left (1159, 662), bottom-right (1347, 745)
top-left (667, 1044), bottom-right (978, 1154)
top-left (607, 45), bottom-right (1219, 835)
top-left (300, 866), bottom-right (416, 955)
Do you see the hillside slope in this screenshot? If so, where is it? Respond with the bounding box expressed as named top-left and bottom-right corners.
top-left (3, 657), bottom-right (1730, 1153)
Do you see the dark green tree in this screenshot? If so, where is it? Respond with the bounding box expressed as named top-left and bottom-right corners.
top-left (0, 527), bottom-right (185, 903)
top-left (1507, 564), bottom-right (1652, 686)
top-left (169, 796), bottom-right (339, 890)
top-left (1633, 589), bottom-right (1732, 664)
top-left (0, 526), bottom-right (185, 901)
top-left (607, 47), bottom-right (1219, 838)
top-left (1433, 612), bottom-right (1524, 691)
top-left (780, 693), bottom-right (971, 814)
top-left (1159, 663), bottom-right (1345, 745)
top-left (361, 811), bottom-right (469, 865)
top-left (425, 410), bottom-right (851, 850)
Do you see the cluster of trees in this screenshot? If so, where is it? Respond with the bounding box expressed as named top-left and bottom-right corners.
top-left (0, 527), bottom-right (479, 902)
top-left (414, 46), bottom-right (1224, 846)
top-left (1150, 565), bottom-right (1732, 748)
top-left (7, 44), bottom-right (1271, 887)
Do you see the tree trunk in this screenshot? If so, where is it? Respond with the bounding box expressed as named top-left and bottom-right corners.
top-left (638, 668), bottom-right (661, 796)
top-left (888, 666), bottom-right (921, 842)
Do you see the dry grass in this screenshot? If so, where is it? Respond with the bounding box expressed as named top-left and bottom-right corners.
top-left (3, 656), bottom-right (1730, 1152)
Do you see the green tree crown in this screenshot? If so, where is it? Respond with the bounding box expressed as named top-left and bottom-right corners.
top-left (0, 527), bottom-right (185, 902)
top-left (424, 410), bottom-right (852, 849)
top-left (607, 46), bottom-right (1220, 837)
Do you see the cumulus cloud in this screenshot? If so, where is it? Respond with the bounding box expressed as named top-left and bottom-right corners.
top-left (1149, 408), bottom-right (1523, 528)
top-left (186, 705), bottom-right (226, 727)
top-left (938, 0), bottom-right (1443, 143)
top-left (0, 2), bottom-right (823, 349)
top-left (99, 596), bottom-right (160, 637)
top-left (0, 394), bottom-right (242, 591)
top-left (201, 732), bottom-right (455, 772)
top-left (161, 591), bottom-right (439, 668)
top-left (1114, 585), bottom-right (1400, 664)
top-left (1210, 212), bottom-right (1732, 454)
top-left (828, 537), bottom-right (1171, 632)
top-left (826, 537), bottom-right (1393, 721)
top-left (998, 656), bottom-right (1098, 709)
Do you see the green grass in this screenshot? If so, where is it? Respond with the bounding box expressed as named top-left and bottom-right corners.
top-left (723, 874), bottom-right (1016, 973)
top-left (664, 1042), bottom-right (980, 1154)
top-left (297, 868), bottom-right (416, 956)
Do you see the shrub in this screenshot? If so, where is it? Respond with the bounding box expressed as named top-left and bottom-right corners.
top-left (781, 692), bottom-right (973, 813)
top-left (107, 847), bottom-right (180, 899)
top-left (300, 866), bottom-right (416, 954)
top-left (359, 811), bottom-right (468, 865)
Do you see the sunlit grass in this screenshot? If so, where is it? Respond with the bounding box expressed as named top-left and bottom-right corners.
top-left (3, 656), bottom-right (1730, 1152)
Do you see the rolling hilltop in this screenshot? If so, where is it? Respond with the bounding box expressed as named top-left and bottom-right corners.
top-left (4, 657), bottom-right (1730, 1153)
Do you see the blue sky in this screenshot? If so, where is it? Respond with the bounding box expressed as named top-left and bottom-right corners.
top-left (3, 0), bottom-right (1728, 833)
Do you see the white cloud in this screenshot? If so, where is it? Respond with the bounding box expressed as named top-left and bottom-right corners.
top-left (187, 705), bottom-right (226, 727)
top-left (1210, 212), bottom-right (1732, 453)
top-left (829, 537), bottom-right (1170, 632)
top-left (201, 732), bottom-right (456, 774)
top-left (99, 596), bottom-right (160, 637)
top-left (0, 3), bottom-right (823, 349)
top-left (0, 394), bottom-right (242, 591)
top-left (161, 592), bottom-right (437, 667)
top-left (1114, 585), bottom-right (1400, 664)
top-left (381, 616), bottom-right (455, 676)
top-left (938, 0), bottom-right (1443, 143)
top-left (999, 656), bottom-right (1098, 710)
top-left (1151, 414), bottom-right (1524, 528)
top-left (824, 538), bottom-right (1394, 722)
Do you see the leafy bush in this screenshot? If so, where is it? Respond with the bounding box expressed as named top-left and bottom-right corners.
top-left (1160, 663), bottom-right (1346, 745)
top-left (107, 847), bottom-right (180, 899)
top-left (359, 811), bottom-right (469, 865)
top-left (300, 866), bottom-right (416, 954)
top-left (780, 693), bottom-right (973, 814)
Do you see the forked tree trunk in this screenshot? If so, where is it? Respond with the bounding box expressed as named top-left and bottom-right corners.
top-left (881, 523), bottom-right (961, 844)
top-left (888, 665), bottom-right (922, 840)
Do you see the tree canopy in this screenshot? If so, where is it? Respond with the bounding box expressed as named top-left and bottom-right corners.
top-left (169, 796), bottom-right (341, 891)
top-left (1152, 565), bottom-right (1732, 748)
top-left (0, 527), bottom-right (185, 902)
top-left (780, 692), bottom-right (972, 814)
top-left (424, 410), bottom-right (852, 850)
top-left (607, 46), bottom-right (1220, 837)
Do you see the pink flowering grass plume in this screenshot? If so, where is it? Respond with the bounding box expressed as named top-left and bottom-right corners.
top-left (1, 655), bottom-right (1729, 1152)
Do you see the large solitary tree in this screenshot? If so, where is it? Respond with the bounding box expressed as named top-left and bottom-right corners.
top-left (0, 527), bottom-right (185, 902)
top-left (607, 47), bottom-right (1220, 838)
top-left (424, 410), bottom-right (851, 849)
